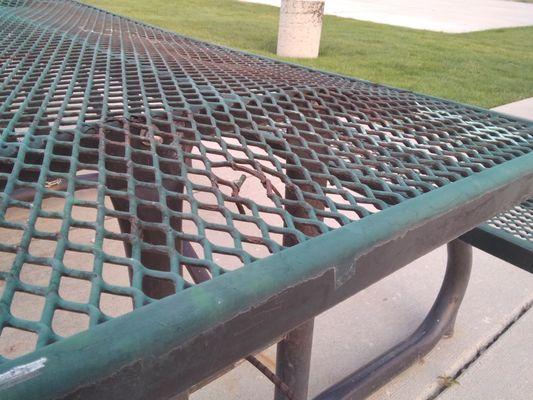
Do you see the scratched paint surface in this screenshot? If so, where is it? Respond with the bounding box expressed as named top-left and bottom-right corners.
top-left (0, 0), bottom-right (531, 363)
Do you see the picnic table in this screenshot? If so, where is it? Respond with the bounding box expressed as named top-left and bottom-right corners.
top-left (0, 1), bottom-right (531, 399)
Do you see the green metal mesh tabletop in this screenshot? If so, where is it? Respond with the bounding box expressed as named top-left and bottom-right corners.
top-left (0, 1), bottom-right (532, 397)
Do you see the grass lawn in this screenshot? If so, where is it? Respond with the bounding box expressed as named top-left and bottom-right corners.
top-left (83, 0), bottom-right (533, 108)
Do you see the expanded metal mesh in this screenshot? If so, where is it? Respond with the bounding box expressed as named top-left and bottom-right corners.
top-left (487, 200), bottom-right (532, 242)
top-left (0, 0), bottom-right (532, 361)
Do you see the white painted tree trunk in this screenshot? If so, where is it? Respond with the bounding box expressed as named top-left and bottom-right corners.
top-left (276, 0), bottom-right (325, 58)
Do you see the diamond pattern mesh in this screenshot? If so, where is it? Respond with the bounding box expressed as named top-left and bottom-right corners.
top-left (487, 200), bottom-right (532, 242)
top-left (0, 0), bottom-right (532, 362)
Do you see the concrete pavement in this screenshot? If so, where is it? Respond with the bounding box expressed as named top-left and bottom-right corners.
top-left (438, 307), bottom-right (533, 400)
top-left (492, 97), bottom-right (533, 121)
top-left (241, 0), bottom-right (533, 33)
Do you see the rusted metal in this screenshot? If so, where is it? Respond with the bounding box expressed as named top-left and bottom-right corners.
top-left (247, 355), bottom-right (296, 400)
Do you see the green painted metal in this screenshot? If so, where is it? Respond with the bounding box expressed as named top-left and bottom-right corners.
top-left (0, 0), bottom-right (532, 398)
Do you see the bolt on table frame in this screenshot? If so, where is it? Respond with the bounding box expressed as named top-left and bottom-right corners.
top-left (0, 1), bottom-right (531, 399)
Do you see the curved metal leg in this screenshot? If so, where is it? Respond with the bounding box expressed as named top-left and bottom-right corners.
top-left (313, 240), bottom-right (472, 400)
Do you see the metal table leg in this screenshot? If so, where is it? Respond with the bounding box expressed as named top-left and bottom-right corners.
top-left (275, 319), bottom-right (315, 400)
top-left (276, 154), bottom-right (326, 400)
top-left (314, 239), bottom-right (472, 400)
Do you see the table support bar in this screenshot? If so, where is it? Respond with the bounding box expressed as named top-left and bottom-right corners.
top-left (313, 239), bottom-right (472, 400)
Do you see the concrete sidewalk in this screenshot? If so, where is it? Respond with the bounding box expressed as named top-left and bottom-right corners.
top-left (241, 0), bottom-right (533, 33)
top-left (492, 97), bottom-right (533, 121)
top-left (439, 307), bottom-right (533, 400)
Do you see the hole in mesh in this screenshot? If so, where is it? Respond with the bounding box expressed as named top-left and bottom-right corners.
top-left (0, 327), bottom-right (38, 359)
top-left (105, 174), bottom-right (127, 191)
top-left (75, 187), bottom-right (98, 203)
top-left (166, 196), bottom-right (189, 213)
top-left (141, 227), bottom-right (167, 245)
top-left (63, 250), bottom-right (94, 272)
top-left (133, 167), bottom-right (156, 183)
top-left (324, 217), bottom-right (342, 229)
top-left (266, 231), bottom-right (284, 246)
top-left (4, 205), bottom-right (31, 224)
top-left (212, 253), bottom-right (243, 270)
top-left (141, 275), bottom-right (176, 299)
top-left (337, 209), bottom-right (360, 221)
top-left (205, 229), bottom-right (234, 248)
top-left (194, 190), bottom-right (218, 205)
top-left (171, 217), bottom-right (199, 236)
top-left (248, 145), bottom-right (269, 157)
top-left (180, 262), bottom-right (211, 285)
top-left (59, 276), bottom-right (92, 303)
top-left (76, 168), bottom-right (98, 179)
top-left (242, 241), bottom-right (271, 259)
top-left (10, 183), bottom-right (36, 203)
top-left (0, 227), bottom-right (23, 246)
top-left (256, 157), bottom-right (280, 173)
top-left (228, 148), bottom-right (247, 160)
top-left (39, 195), bottom-right (66, 214)
top-left (137, 204), bottom-right (162, 223)
top-left (20, 263), bottom-right (52, 287)
top-left (328, 192), bottom-right (352, 206)
top-left (202, 140), bottom-right (223, 151)
top-left (28, 238), bottom-right (57, 258)
top-left (135, 185), bottom-right (160, 202)
top-left (211, 165), bottom-right (244, 185)
top-left (34, 217), bottom-right (63, 233)
top-left (181, 266), bottom-right (195, 285)
top-left (99, 293), bottom-right (134, 318)
top-left (204, 151), bottom-right (226, 163)
top-left (198, 208), bottom-right (226, 225)
top-left (11, 292), bottom-right (45, 321)
top-left (52, 310), bottom-right (90, 337)
top-left (68, 227), bottom-right (96, 246)
top-left (71, 205), bottom-right (97, 222)
top-left (181, 240), bottom-right (205, 260)
top-left (259, 211), bottom-right (284, 228)
top-left (234, 220), bottom-right (262, 238)
top-left (0, 253), bottom-right (17, 272)
top-left (103, 237), bottom-right (128, 256)
top-left (189, 172), bottom-right (212, 187)
top-left (359, 202), bottom-right (381, 213)
top-left (159, 159), bottom-right (182, 175)
top-left (23, 151), bottom-right (44, 167)
top-left (131, 150), bottom-right (153, 166)
top-left (102, 263), bottom-right (131, 287)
